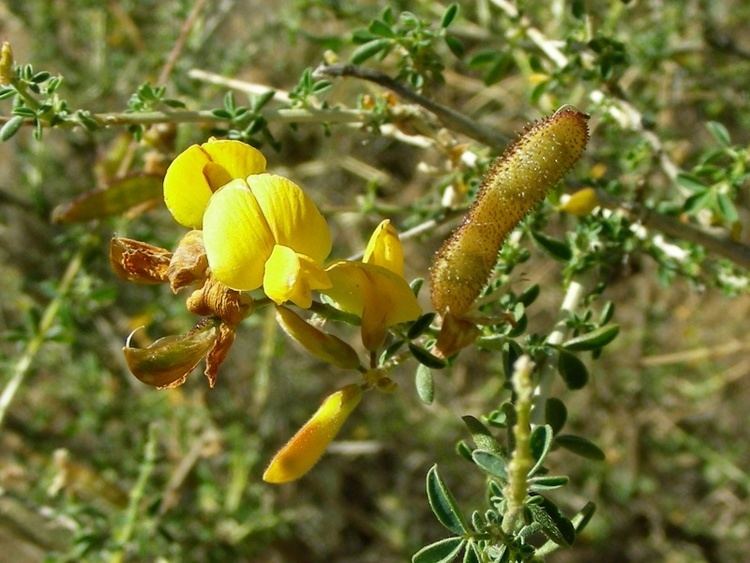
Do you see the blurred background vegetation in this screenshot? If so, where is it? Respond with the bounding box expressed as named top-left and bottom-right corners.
top-left (1, 0), bottom-right (749, 561)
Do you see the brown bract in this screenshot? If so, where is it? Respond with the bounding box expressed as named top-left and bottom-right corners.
top-left (186, 275), bottom-right (253, 327)
top-left (430, 106), bottom-right (589, 317)
top-left (109, 236), bottom-right (172, 284)
top-left (168, 230), bottom-right (209, 292)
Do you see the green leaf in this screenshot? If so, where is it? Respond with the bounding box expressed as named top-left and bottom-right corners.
top-left (441, 3), bottom-right (460, 28)
top-left (528, 496), bottom-right (576, 547)
top-left (518, 284), bottom-right (540, 307)
top-left (706, 121), bottom-right (731, 146)
top-left (676, 172), bottom-right (708, 193)
top-left (410, 343), bottom-right (447, 369)
top-left (529, 475), bottom-right (569, 491)
top-left (408, 312), bottom-right (436, 339)
top-left (557, 349), bottom-right (589, 390)
top-left (368, 19), bottom-right (395, 37)
top-left (444, 35), bottom-right (465, 58)
top-left (471, 449), bottom-right (507, 480)
top-left (462, 542), bottom-right (480, 563)
top-left (532, 230), bottom-right (572, 261)
top-left (426, 465), bottom-right (469, 535)
top-left (468, 50), bottom-right (499, 67)
top-left (545, 398), bottom-right (567, 434)
top-left (555, 434), bottom-right (605, 460)
top-left (529, 425), bottom-right (553, 475)
top-left (572, 501), bottom-right (596, 533)
top-left (461, 415), bottom-right (501, 453)
top-left (562, 324), bottom-right (619, 351)
top-left (412, 537), bottom-right (464, 563)
top-left (599, 301), bottom-right (615, 325)
top-left (717, 192), bottom-right (739, 223)
top-left (416, 364), bottom-right (435, 405)
top-left (350, 38), bottom-right (391, 64)
top-left (0, 115), bottom-right (25, 141)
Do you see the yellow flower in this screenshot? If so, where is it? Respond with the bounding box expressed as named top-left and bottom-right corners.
top-left (263, 384), bottom-right (363, 484)
top-left (164, 140), bottom-right (332, 308)
top-left (164, 139), bottom-right (267, 229)
top-left (323, 220), bottom-right (421, 350)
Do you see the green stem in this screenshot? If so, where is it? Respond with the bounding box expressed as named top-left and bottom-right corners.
top-left (109, 423), bottom-right (159, 563)
top-left (502, 355), bottom-right (535, 534)
top-left (0, 250), bottom-right (83, 428)
top-left (10, 77), bottom-right (41, 112)
top-left (0, 107), bottom-right (372, 128)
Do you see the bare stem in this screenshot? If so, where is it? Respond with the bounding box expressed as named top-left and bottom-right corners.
top-left (315, 63), bottom-right (508, 147)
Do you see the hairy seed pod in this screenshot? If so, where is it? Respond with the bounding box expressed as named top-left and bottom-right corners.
top-left (430, 106), bottom-right (589, 316)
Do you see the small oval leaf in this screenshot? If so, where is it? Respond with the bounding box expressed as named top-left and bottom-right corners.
top-left (471, 449), bottom-right (507, 481)
top-left (562, 324), bottom-right (619, 351)
top-left (412, 537), bottom-right (464, 563)
top-left (529, 425), bottom-right (553, 475)
top-left (545, 398), bottom-right (567, 434)
top-left (461, 415), bottom-right (501, 453)
top-left (557, 349), bottom-right (589, 390)
top-left (410, 343), bottom-right (447, 369)
top-left (555, 434), bottom-right (605, 460)
top-left (416, 364), bottom-right (435, 405)
top-left (350, 38), bottom-right (391, 64)
top-left (426, 465), bottom-right (469, 535)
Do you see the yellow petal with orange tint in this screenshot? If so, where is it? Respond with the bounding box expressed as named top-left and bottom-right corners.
top-left (248, 174), bottom-right (332, 264)
top-left (324, 261), bottom-right (422, 350)
top-left (163, 144), bottom-right (214, 228)
top-left (203, 179), bottom-right (275, 291)
top-left (201, 139), bottom-right (266, 181)
top-left (263, 245), bottom-right (331, 308)
top-left (263, 384), bottom-right (362, 484)
top-left (363, 219), bottom-right (404, 276)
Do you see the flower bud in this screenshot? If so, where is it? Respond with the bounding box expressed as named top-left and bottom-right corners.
top-left (558, 187), bottom-right (599, 216)
top-left (0, 42), bottom-right (13, 86)
top-left (263, 384), bottom-right (363, 483)
top-left (275, 306), bottom-right (361, 370)
top-left (430, 106), bottom-right (589, 316)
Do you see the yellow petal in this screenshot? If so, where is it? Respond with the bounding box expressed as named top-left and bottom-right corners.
top-left (275, 306), bottom-right (361, 369)
top-left (558, 187), bottom-right (599, 216)
top-left (263, 245), bottom-right (332, 308)
top-left (324, 261), bottom-right (422, 350)
top-left (248, 174), bottom-right (332, 264)
top-left (163, 144), bottom-right (214, 228)
top-left (201, 139), bottom-right (266, 180)
top-left (203, 179), bottom-right (275, 291)
top-left (363, 219), bottom-right (404, 276)
top-left (263, 384), bottom-right (362, 484)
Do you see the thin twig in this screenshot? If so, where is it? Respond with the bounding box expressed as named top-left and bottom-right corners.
top-left (157, 0), bottom-right (208, 85)
top-left (0, 250), bottom-right (84, 428)
top-left (314, 63), bottom-right (508, 147)
top-left (109, 423), bottom-right (159, 563)
top-left (597, 190), bottom-right (750, 270)
top-left (188, 68), bottom-right (292, 103)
